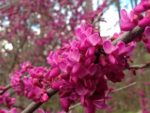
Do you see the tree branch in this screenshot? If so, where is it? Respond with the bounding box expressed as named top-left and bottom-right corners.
top-left (0, 84), bottom-right (11, 95)
top-left (112, 82), bottom-right (137, 92)
top-left (129, 62), bottom-right (150, 70)
top-left (69, 103), bottom-right (81, 111)
top-left (113, 26), bottom-right (144, 44)
top-left (21, 89), bottom-right (57, 113)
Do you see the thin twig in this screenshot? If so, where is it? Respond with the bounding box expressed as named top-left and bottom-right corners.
top-left (113, 26), bottom-right (144, 44)
top-left (0, 84), bottom-right (11, 95)
top-left (112, 82), bottom-right (136, 92)
top-left (129, 62), bottom-right (150, 70)
top-left (69, 103), bottom-right (81, 111)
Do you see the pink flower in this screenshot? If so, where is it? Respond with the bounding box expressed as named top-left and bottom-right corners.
top-left (0, 108), bottom-right (20, 113)
top-left (87, 33), bottom-right (101, 46)
top-left (0, 92), bottom-right (15, 108)
top-left (134, 1), bottom-right (146, 13)
top-left (139, 17), bottom-right (150, 28)
top-left (10, 63), bottom-right (49, 103)
top-left (120, 9), bottom-right (137, 31)
top-left (10, 23), bottom-right (137, 113)
top-left (103, 40), bottom-right (115, 54)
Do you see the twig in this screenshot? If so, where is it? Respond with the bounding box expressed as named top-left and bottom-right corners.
top-left (69, 103), bottom-right (81, 111)
top-left (112, 82), bottom-right (136, 92)
top-left (113, 26), bottom-right (144, 44)
top-left (0, 84), bottom-right (11, 95)
top-left (129, 62), bottom-right (150, 70)
top-left (21, 89), bottom-right (57, 113)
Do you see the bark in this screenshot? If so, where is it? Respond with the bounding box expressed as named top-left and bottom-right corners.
top-left (21, 89), bottom-right (57, 113)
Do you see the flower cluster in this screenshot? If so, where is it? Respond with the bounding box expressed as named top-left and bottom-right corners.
top-left (0, 107), bottom-right (72, 113)
top-left (7, 1), bottom-right (150, 113)
top-left (120, 0), bottom-right (150, 30)
top-left (0, 92), bottom-right (15, 108)
top-left (46, 24), bottom-right (136, 113)
top-left (0, 108), bottom-right (19, 113)
top-left (10, 62), bottom-right (49, 103)
top-left (120, 0), bottom-right (150, 53)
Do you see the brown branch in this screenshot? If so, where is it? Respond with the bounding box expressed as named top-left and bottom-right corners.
top-left (0, 84), bottom-right (11, 95)
top-left (112, 82), bottom-right (137, 93)
top-left (21, 89), bottom-right (57, 113)
top-left (69, 103), bottom-right (81, 111)
top-left (113, 26), bottom-right (144, 44)
top-left (129, 62), bottom-right (150, 70)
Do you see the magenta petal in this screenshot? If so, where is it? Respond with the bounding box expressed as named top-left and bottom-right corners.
top-left (143, 1), bottom-right (150, 9)
top-left (84, 103), bottom-right (96, 113)
top-left (41, 93), bottom-right (48, 102)
top-left (120, 9), bottom-right (136, 31)
top-left (108, 55), bottom-right (116, 64)
top-left (103, 40), bottom-right (115, 54)
top-left (69, 49), bottom-right (80, 62)
top-left (121, 9), bottom-right (130, 21)
top-left (139, 17), bottom-right (150, 28)
top-left (72, 64), bottom-right (87, 78)
top-left (87, 33), bottom-right (101, 46)
top-left (126, 42), bottom-right (136, 55)
top-left (10, 108), bottom-right (18, 113)
top-left (94, 99), bottom-right (107, 109)
top-left (60, 98), bottom-right (70, 112)
top-left (120, 23), bottom-right (136, 31)
top-left (37, 108), bottom-right (45, 113)
top-left (116, 41), bottom-right (126, 54)
top-left (134, 2), bottom-right (145, 13)
top-left (86, 47), bottom-right (95, 56)
top-left (87, 64), bottom-right (98, 75)
top-left (76, 85), bottom-right (89, 96)
top-left (85, 27), bottom-right (93, 36)
top-left (75, 28), bottom-right (82, 39)
top-left (49, 67), bottom-right (60, 78)
top-left (52, 80), bottom-right (65, 90)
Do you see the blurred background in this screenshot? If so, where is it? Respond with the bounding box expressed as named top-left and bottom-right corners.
top-left (1, 0), bottom-right (150, 113)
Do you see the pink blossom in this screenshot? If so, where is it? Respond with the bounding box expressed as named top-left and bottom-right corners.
top-left (0, 92), bottom-right (15, 108)
top-left (10, 63), bottom-right (50, 103)
top-left (139, 17), bottom-right (150, 28)
top-left (120, 9), bottom-right (137, 31)
top-left (0, 108), bottom-right (19, 113)
top-left (46, 24), bottom-right (135, 113)
top-left (103, 40), bottom-right (116, 54)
